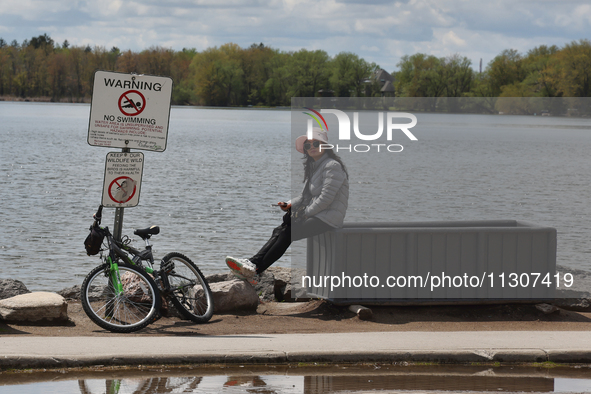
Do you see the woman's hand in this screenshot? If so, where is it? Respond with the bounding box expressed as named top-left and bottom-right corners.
top-left (278, 202), bottom-right (291, 211)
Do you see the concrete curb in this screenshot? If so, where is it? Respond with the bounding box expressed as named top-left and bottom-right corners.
top-left (2, 349), bottom-right (589, 370)
top-left (3, 332), bottom-right (591, 370)
top-left (547, 350), bottom-right (591, 364)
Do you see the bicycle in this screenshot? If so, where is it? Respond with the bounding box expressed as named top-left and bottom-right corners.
top-left (81, 205), bottom-right (214, 333)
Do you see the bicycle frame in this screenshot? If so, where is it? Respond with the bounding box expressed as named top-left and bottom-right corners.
top-left (111, 235), bottom-right (154, 270)
top-left (101, 228), bottom-right (158, 296)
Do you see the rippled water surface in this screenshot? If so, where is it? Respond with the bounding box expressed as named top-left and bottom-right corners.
top-left (1, 102), bottom-right (591, 291)
top-left (2, 365), bottom-right (591, 393)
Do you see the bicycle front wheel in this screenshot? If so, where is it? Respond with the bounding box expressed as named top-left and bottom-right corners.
top-left (80, 263), bottom-right (161, 333)
top-left (161, 252), bottom-right (214, 323)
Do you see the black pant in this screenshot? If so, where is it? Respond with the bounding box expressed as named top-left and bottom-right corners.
top-left (250, 213), bottom-right (333, 274)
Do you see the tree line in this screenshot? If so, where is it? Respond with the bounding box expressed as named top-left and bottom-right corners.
top-left (0, 34), bottom-right (590, 107)
top-left (396, 41), bottom-right (591, 99)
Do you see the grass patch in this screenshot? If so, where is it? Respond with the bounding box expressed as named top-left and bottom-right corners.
top-left (532, 361), bottom-right (567, 368)
top-left (296, 362), bottom-right (330, 367)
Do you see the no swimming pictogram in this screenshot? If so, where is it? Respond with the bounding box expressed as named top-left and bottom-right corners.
top-left (118, 90), bottom-right (146, 116)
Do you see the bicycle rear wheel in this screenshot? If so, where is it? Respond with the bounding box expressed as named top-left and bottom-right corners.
top-left (80, 263), bottom-right (161, 333)
top-left (161, 252), bottom-right (214, 323)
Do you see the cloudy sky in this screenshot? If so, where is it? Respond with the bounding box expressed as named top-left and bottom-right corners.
top-left (1, 0), bottom-right (590, 72)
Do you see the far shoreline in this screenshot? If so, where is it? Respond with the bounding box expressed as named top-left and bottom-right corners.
top-left (1, 96), bottom-right (588, 117)
top-left (0, 96), bottom-right (289, 110)
top-left (0, 95), bottom-right (91, 104)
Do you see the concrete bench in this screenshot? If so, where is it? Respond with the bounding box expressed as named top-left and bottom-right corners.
top-left (305, 220), bottom-right (557, 304)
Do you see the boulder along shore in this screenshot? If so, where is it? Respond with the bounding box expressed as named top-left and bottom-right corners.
top-left (2, 268), bottom-right (591, 337)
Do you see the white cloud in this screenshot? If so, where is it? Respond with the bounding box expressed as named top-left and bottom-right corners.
top-left (1, 0), bottom-right (590, 73)
top-left (1, 0), bottom-right (72, 19)
top-left (555, 4), bottom-right (591, 30)
top-left (440, 30), bottom-right (466, 47)
top-left (361, 45), bottom-right (380, 52)
top-left (80, 0), bottom-right (124, 17)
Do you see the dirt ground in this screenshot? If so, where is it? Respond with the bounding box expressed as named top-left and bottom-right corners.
top-left (1, 300), bottom-right (591, 336)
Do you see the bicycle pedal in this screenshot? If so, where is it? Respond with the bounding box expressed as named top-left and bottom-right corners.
top-left (161, 260), bottom-right (175, 273)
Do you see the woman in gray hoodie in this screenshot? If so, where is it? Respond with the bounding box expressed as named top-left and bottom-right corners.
top-left (226, 127), bottom-right (349, 280)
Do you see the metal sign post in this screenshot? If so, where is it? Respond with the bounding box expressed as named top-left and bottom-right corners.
top-left (88, 70), bottom-right (173, 242)
top-left (113, 206), bottom-right (125, 242)
top-left (112, 148), bottom-right (129, 241)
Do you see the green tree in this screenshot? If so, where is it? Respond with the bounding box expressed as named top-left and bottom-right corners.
top-left (117, 49), bottom-right (139, 73)
top-left (263, 51), bottom-right (291, 106)
top-left (554, 39), bottom-right (591, 97)
top-left (512, 45), bottom-right (561, 97)
top-left (0, 46), bottom-right (9, 95)
top-left (138, 46), bottom-right (174, 76)
top-left (48, 51), bottom-right (68, 100)
top-left (329, 52), bottom-right (377, 97)
top-left (241, 43), bottom-right (276, 105)
top-left (395, 53), bottom-right (445, 98)
top-left (29, 33), bottom-right (54, 51)
top-left (440, 54), bottom-right (473, 97)
top-left (63, 47), bottom-right (87, 100)
top-left (484, 49), bottom-right (525, 97)
top-left (285, 49), bottom-right (330, 98)
top-left (18, 44), bottom-right (50, 97)
top-left (190, 43), bottom-right (244, 106)
top-left (171, 48), bottom-right (197, 105)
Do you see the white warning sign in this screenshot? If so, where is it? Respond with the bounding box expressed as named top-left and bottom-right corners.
top-left (88, 71), bottom-right (173, 152)
top-left (102, 152), bottom-right (144, 208)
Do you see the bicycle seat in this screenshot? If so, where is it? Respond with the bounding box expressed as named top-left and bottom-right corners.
top-left (134, 226), bottom-right (160, 239)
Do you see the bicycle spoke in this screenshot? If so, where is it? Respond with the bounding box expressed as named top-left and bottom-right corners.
top-left (81, 264), bottom-right (160, 332)
top-left (161, 252), bottom-right (213, 323)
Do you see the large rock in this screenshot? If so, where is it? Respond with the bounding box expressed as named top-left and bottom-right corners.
top-left (0, 292), bottom-right (68, 322)
top-left (267, 267), bottom-right (292, 301)
top-left (57, 285), bottom-right (81, 300)
top-left (535, 303), bottom-right (560, 315)
top-left (0, 279), bottom-right (31, 300)
top-left (254, 271), bottom-right (276, 302)
top-left (267, 267), bottom-right (310, 302)
top-left (210, 279), bottom-right (259, 313)
top-left (206, 272), bottom-right (235, 284)
top-left (267, 267), bottom-right (291, 286)
top-left (552, 298), bottom-right (591, 312)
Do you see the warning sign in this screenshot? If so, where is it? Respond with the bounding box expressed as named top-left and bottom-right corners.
top-left (88, 71), bottom-right (173, 152)
top-left (102, 152), bottom-right (144, 208)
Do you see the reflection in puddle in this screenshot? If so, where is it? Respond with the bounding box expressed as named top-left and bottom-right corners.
top-left (2, 365), bottom-right (591, 393)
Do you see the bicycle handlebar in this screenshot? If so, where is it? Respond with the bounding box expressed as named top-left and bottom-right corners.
top-left (93, 205), bottom-right (103, 226)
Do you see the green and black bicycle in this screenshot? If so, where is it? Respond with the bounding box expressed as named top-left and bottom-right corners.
top-left (81, 205), bottom-right (214, 333)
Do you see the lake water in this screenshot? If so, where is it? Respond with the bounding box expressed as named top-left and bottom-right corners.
top-left (1, 102), bottom-right (591, 291)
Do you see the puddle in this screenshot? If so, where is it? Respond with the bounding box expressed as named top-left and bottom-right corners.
top-left (1, 364), bottom-right (591, 393)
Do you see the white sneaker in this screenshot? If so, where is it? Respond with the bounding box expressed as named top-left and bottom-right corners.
top-left (226, 256), bottom-right (257, 280)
